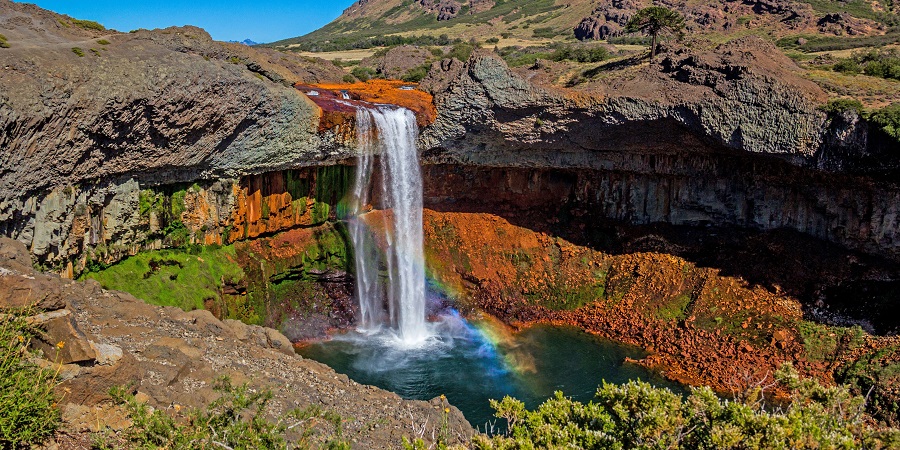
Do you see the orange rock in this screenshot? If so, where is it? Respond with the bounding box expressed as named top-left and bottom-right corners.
top-left (298, 80), bottom-right (436, 130)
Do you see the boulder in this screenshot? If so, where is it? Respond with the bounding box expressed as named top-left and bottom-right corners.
top-left (58, 353), bottom-right (141, 406)
top-left (0, 271), bottom-right (68, 311)
top-left (0, 237), bottom-right (33, 273)
top-left (90, 342), bottom-right (124, 366)
top-left (28, 309), bottom-right (96, 364)
top-left (265, 327), bottom-right (296, 356)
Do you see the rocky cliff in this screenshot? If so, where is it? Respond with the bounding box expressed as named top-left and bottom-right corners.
top-left (0, 0), bottom-right (351, 270)
top-left (418, 39), bottom-right (900, 261)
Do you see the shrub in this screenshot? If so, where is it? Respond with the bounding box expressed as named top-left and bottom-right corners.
top-left (833, 58), bottom-right (862, 75)
top-left (820, 98), bottom-right (865, 115)
top-left (485, 37), bottom-right (500, 44)
top-left (70, 18), bottom-right (105, 31)
top-left (0, 33), bottom-right (9, 49)
top-left (867, 102), bottom-right (900, 141)
top-left (832, 49), bottom-right (900, 80)
top-left (105, 377), bottom-right (350, 449)
top-left (550, 45), bottom-right (611, 63)
top-left (531, 27), bottom-right (559, 38)
top-left (342, 74), bottom-right (356, 83)
top-left (71, 47), bottom-right (85, 57)
top-left (351, 66), bottom-right (377, 82)
top-left (402, 64), bottom-right (430, 83)
top-left (96, 39), bottom-right (111, 45)
top-left (447, 41), bottom-right (476, 62)
top-left (474, 364), bottom-right (900, 449)
top-left (0, 309), bottom-right (61, 447)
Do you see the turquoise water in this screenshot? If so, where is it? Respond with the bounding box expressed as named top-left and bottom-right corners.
top-left (297, 315), bottom-right (683, 430)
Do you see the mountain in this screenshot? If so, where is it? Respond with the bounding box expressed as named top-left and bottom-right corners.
top-left (268, 0), bottom-right (898, 52)
top-left (228, 38), bottom-right (259, 45)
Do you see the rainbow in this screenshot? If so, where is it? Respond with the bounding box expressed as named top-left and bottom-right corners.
top-left (344, 205), bottom-right (542, 383)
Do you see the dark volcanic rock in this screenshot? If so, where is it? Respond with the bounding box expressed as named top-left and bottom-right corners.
top-left (574, 0), bottom-right (640, 41)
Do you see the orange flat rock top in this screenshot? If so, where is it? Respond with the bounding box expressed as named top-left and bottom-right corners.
top-left (297, 80), bottom-right (437, 128)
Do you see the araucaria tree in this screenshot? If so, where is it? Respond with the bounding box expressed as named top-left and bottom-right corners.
top-left (626, 6), bottom-right (685, 62)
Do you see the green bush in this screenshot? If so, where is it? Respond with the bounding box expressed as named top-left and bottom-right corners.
top-left (351, 66), bottom-right (377, 82)
top-left (833, 58), bottom-right (862, 75)
top-left (868, 102), bottom-right (900, 141)
top-left (0, 33), bottom-right (9, 49)
top-left (0, 309), bottom-right (61, 447)
top-left (550, 45), bottom-right (611, 63)
top-left (402, 64), bottom-right (430, 83)
top-left (103, 377), bottom-right (350, 449)
top-left (832, 49), bottom-right (900, 80)
top-left (97, 39), bottom-right (111, 45)
top-left (447, 41), bottom-right (476, 62)
top-left (70, 18), bottom-right (105, 31)
top-left (71, 47), bottom-right (85, 57)
top-left (820, 98), bottom-right (865, 115)
top-left (474, 364), bottom-right (900, 449)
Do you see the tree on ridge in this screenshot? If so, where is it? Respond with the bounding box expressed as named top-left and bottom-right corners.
top-left (626, 6), bottom-right (686, 63)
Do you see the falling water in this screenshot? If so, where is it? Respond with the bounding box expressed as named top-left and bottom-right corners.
top-left (349, 105), bottom-right (429, 346)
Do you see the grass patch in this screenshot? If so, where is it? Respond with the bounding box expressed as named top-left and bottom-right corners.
top-left (798, 321), bottom-right (866, 363)
top-left (71, 47), bottom-right (85, 57)
top-left (0, 34), bottom-right (9, 49)
top-left (82, 245), bottom-right (244, 312)
top-left (0, 309), bottom-right (61, 447)
top-left (96, 39), bottom-right (111, 45)
top-left (656, 294), bottom-right (692, 322)
top-left (777, 30), bottom-right (900, 52)
top-left (803, 0), bottom-right (893, 22)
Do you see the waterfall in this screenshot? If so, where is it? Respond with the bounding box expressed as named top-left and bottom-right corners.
top-left (349, 105), bottom-right (430, 346)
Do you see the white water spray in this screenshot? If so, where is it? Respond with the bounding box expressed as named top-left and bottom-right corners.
top-left (349, 105), bottom-right (429, 346)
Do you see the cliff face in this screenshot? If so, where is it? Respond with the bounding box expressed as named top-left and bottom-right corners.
top-left (0, 0), bottom-right (353, 267)
top-left (1, 2), bottom-right (898, 273)
top-left (421, 37), bottom-right (829, 160)
top-left (418, 39), bottom-right (900, 260)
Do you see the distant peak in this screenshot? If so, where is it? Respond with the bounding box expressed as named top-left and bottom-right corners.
top-left (229, 39), bottom-right (259, 46)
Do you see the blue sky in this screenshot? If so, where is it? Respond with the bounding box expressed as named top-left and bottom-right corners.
top-left (24, 0), bottom-right (355, 43)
